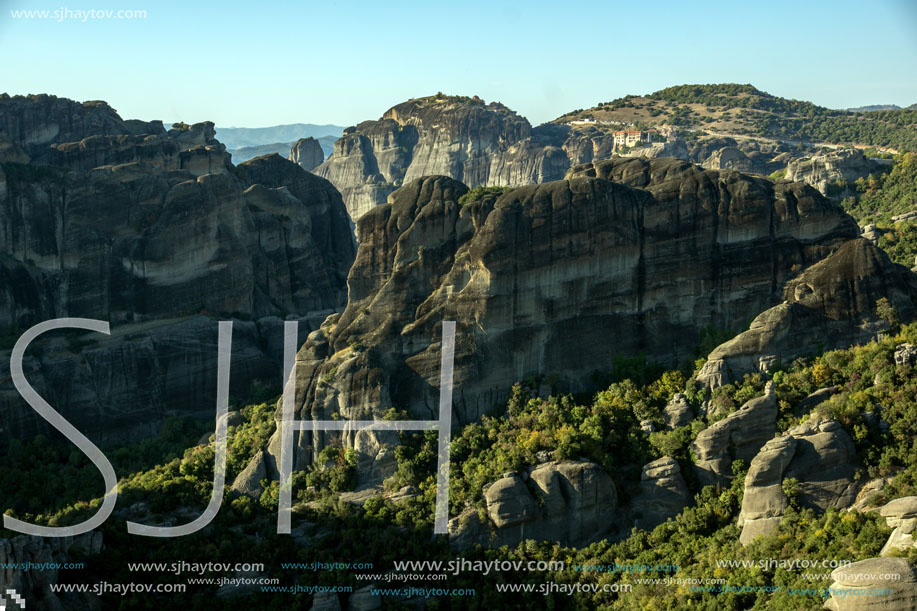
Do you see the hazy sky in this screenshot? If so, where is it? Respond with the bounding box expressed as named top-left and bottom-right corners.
top-left (2, 0), bottom-right (916, 128)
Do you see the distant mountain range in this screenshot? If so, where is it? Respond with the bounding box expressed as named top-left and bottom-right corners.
top-left (847, 104), bottom-right (903, 112)
top-left (214, 123), bottom-right (345, 150)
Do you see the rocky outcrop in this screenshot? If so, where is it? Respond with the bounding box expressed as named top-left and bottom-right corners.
top-left (316, 97), bottom-right (689, 223)
top-left (259, 157), bottom-right (915, 479)
top-left (697, 238), bottom-right (916, 387)
top-left (663, 393), bottom-right (693, 429)
top-left (0, 95), bottom-right (355, 445)
top-left (737, 435), bottom-right (796, 544)
top-left (314, 95), bottom-right (561, 221)
top-left (691, 383), bottom-right (778, 488)
top-left (448, 461), bottom-right (618, 549)
top-left (824, 557), bottom-right (917, 611)
top-left (0, 93), bottom-right (162, 162)
top-left (691, 137), bottom-right (792, 175)
top-left (785, 149), bottom-right (890, 196)
top-left (633, 457), bottom-right (692, 529)
top-left (894, 344), bottom-right (917, 367)
top-left (879, 497), bottom-right (917, 556)
top-left (0, 531), bottom-right (103, 611)
top-left (797, 386), bottom-right (841, 414)
top-left (0, 153), bottom-right (352, 325)
top-left (738, 416), bottom-right (857, 544)
top-left (701, 146), bottom-right (755, 173)
top-left (290, 137), bottom-right (324, 172)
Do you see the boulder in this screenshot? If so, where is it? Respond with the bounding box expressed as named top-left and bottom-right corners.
top-left (231, 449), bottom-right (269, 498)
top-left (484, 474), bottom-right (538, 528)
top-left (633, 456), bottom-right (691, 529)
top-left (691, 383), bottom-right (778, 487)
top-left (824, 557), bottom-right (917, 610)
top-left (894, 344), bottom-right (917, 367)
top-left (738, 416), bottom-right (857, 545)
top-left (663, 393), bottom-right (693, 429)
top-left (737, 435), bottom-right (797, 545)
top-left (879, 497), bottom-right (917, 556)
top-left (862, 224), bottom-right (883, 245)
top-left (450, 461), bottom-right (618, 549)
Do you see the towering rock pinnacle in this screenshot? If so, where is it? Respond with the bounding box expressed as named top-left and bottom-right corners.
top-left (289, 137), bottom-right (324, 171)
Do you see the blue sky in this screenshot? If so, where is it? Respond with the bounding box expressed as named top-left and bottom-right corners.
top-left (2, 0), bottom-right (916, 128)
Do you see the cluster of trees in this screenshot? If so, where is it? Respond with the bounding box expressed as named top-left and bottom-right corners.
top-left (835, 152), bottom-right (917, 268)
top-left (844, 152), bottom-right (917, 222)
top-left (456, 185), bottom-right (512, 207)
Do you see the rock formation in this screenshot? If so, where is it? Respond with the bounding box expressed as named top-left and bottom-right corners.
top-left (250, 157), bottom-right (914, 481)
top-left (315, 95), bottom-right (572, 223)
top-left (0, 94), bottom-right (355, 445)
top-left (633, 456), bottom-right (692, 529)
top-left (785, 149), bottom-right (891, 196)
top-left (663, 393), bottom-right (693, 429)
top-left (289, 137), bottom-right (324, 172)
top-left (701, 146), bottom-right (755, 173)
top-left (0, 94), bottom-right (161, 163)
top-left (824, 557), bottom-right (917, 611)
top-left (737, 415), bottom-right (857, 544)
top-left (313, 95), bottom-right (837, 225)
top-left (878, 496), bottom-right (917, 556)
top-left (690, 383), bottom-right (778, 488)
top-left (448, 461), bottom-right (618, 549)
top-left (697, 238), bottom-right (916, 388)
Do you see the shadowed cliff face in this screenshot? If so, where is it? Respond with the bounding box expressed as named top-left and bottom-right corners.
top-left (0, 94), bottom-right (159, 162)
top-left (0, 95), bottom-right (356, 445)
top-left (0, 154), bottom-right (352, 324)
top-left (271, 158), bottom-right (912, 476)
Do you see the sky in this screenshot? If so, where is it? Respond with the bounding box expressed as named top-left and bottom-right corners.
top-left (2, 0), bottom-right (916, 129)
